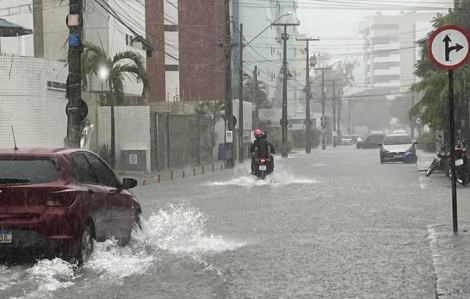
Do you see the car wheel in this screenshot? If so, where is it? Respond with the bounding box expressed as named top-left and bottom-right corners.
top-left (76, 223), bottom-right (94, 266)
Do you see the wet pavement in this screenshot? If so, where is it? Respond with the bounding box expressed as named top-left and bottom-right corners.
top-left (416, 149), bottom-right (470, 299)
top-left (3, 146), bottom-right (470, 298)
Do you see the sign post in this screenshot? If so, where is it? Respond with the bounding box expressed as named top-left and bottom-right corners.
top-left (428, 25), bottom-right (470, 233)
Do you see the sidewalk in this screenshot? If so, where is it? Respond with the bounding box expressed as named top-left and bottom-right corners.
top-left (416, 149), bottom-right (436, 172)
top-left (118, 160), bottom-right (234, 186)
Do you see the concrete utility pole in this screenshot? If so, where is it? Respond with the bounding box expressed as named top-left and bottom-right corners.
top-left (238, 23), bottom-right (244, 163)
top-left (252, 66), bottom-right (258, 129)
top-left (314, 67), bottom-right (331, 150)
top-left (273, 22), bottom-right (299, 158)
top-left (327, 78), bottom-right (341, 147)
top-left (224, 0), bottom-right (234, 168)
top-left (66, 0), bottom-right (83, 148)
top-left (296, 37), bottom-right (319, 154)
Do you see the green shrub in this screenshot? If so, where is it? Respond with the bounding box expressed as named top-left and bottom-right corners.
top-left (98, 143), bottom-right (113, 165)
top-left (417, 132), bottom-right (437, 152)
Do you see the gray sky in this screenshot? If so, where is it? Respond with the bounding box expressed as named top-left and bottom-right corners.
top-left (296, 0), bottom-right (454, 63)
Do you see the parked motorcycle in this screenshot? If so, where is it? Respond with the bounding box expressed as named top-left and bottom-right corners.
top-left (445, 137), bottom-right (470, 186)
top-left (425, 137), bottom-right (449, 177)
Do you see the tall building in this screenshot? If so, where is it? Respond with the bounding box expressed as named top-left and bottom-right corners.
top-left (145, 0), bottom-right (225, 106)
top-left (358, 10), bottom-right (446, 96)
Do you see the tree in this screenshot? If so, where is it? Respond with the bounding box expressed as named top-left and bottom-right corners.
top-left (81, 41), bottom-right (150, 168)
top-left (411, 2), bottom-right (470, 134)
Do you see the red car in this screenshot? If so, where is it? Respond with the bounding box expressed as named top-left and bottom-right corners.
top-left (0, 147), bottom-right (141, 265)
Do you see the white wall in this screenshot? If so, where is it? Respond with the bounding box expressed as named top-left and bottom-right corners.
top-left (97, 106), bottom-right (151, 172)
top-left (0, 55), bottom-right (68, 147)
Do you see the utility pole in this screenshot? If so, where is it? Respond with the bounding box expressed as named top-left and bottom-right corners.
top-left (327, 78), bottom-right (341, 147)
top-left (314, 67), bottom-right (331, 150)
top-left (66, 0), bottom-right (84, 148)
top-left (223, 0), bottom-right (234, 168)
top-left (252, 66), bottom-right (258, 129)
top-left (273, 22), bottom-right (299, 158)
top-left (238, 23), bottom-right (244, 163)
top-left (296, 37), bottom-right (319, 154)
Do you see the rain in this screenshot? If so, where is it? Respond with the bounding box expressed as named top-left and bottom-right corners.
top-left (1, 0), bottom-right (470, 298)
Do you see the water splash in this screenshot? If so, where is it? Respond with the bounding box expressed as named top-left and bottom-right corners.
top-left (133, 203), bottom-right (245, 254)
top-left (0, 204), bottom-right (244, 297)
top-left (205, 164), bottom-right (317, 187)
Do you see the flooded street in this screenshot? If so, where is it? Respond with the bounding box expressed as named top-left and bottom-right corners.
top-left (2, 147), bottom-right (469, 298)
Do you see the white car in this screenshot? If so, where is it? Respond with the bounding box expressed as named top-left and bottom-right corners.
top-left (379, 133), bottom-right (418, 163)
top-left (341, 135), bottom-right (353, 145)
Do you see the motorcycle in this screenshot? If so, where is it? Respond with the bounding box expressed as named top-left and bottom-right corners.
top-left (253, 157), bottom-right (273, 180)
top-left (425, 136), bottom-right (449, 177)
top-left (445, 137), bottom-right (470, 186)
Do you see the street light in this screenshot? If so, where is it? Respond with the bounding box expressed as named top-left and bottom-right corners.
top-left (237, 11), bottom-right (293, 163)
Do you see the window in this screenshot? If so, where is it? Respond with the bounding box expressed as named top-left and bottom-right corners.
top-left (125, 34), bottom-right (134, 46)
top-left (383, 135), bottom-right (412, 145)
top-left (0, 156), bottom-right (61, 184)
top-left (71, 154), bottom-right (98, 184)
top-left (85, 154), bottom-right (120, 187)
top-left (371, 24), bottom-right (399, 30)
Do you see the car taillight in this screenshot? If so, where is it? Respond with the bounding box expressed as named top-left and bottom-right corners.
top-left (45, 191), bottom-right (77, 207)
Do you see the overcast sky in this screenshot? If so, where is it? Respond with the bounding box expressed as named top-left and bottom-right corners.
top-left (296, 0), bottom-right (454, 63)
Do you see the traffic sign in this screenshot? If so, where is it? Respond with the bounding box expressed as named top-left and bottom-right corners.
top-left (428, 25), bottom-right (470, 70)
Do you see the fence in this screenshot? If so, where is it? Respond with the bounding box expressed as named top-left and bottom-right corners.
top-left (150, 112), bottom-right (213, 171)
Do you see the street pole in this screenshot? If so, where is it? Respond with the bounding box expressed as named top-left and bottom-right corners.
top-left (238, 23), bottom-right (244, 163)
top-left (66, 0), bottom-right (83, 148)
top-left (449, 69), bottom-right (458, 233)
top-left (296, 37), bottom-right (319, 154)
top-left (253, 66), bottom-right (258, 129)
top-left (327, 78), bottom-right (341, 147)
top-left (224, 0), bottom-right (234, 168)
top-left (321, 70), bottom-right (326, 150)
top-left (273, 22), bottom-right (299, 158)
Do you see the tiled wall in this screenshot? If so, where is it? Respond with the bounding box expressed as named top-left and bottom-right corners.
top-left (0, 55), bottom-right (68, 148)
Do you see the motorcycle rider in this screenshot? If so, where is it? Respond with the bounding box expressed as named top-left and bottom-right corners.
top-left (250, 129), bottom-right (270, 175)
top-left (261, 131), bottom-right (275, 172)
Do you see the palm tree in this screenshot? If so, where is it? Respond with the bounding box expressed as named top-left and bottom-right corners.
top-left (81, 41), bottom-right (150, 168)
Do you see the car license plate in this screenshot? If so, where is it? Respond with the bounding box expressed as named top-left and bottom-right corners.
top-left (455, 159), bottom-right (464, 166)
top-left (0, 231), bottom-right (12, 244)
top-left (259, 165), bottom-right (267, 171)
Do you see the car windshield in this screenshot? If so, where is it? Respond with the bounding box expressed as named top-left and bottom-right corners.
top-left (342, 135), bottom-right (351, 139)
top-left (0, 157), bottom-right (61, 184)
top-left (383, 135), bottom-right (412, 145)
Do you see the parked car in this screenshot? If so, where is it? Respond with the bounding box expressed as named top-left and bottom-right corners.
top-left (378, 133), bottom-right (418, 163)
top-left (350, 134), bottom-right (360, 144)
top-left (356, 134), bottom-right (386, 149)
top-left (0, 147), bottom-right (141, 266)
top-left (341, 135), bottom-right (353, 145)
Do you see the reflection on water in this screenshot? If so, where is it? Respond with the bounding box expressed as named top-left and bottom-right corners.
top-left (0, 204), bottom-right (244, 298)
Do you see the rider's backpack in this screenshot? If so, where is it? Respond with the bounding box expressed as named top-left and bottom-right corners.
top-left (256, 139), bottom-right (270, 158)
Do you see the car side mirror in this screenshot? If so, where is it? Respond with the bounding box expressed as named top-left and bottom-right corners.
top-left (413, 141), bottom-right (419, 145)
top-left (122, 177), bottom-right (138, 189)
top-left (377, 143), bottom-right (382, 147)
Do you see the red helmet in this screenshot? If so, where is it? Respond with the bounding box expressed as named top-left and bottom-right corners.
top-left (254, 129), bottom-right (262, 138)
